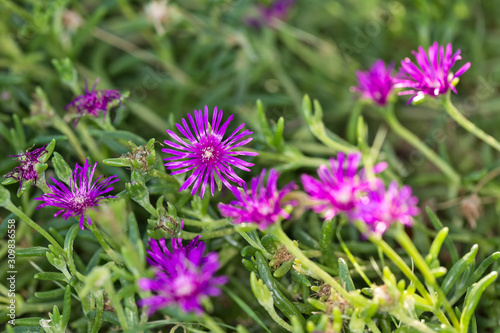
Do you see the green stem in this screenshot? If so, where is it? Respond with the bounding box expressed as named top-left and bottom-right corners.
top-left (90, 291), bottom-right (104, 333)
top-left (4, 201), bottom-right (64, 254)
top-left (392, 226), bottom-right (460, 330)
top-left (88, 223), bottom-right (122, 264)
top-left (235, 227), bottom-right (273, 259)
top-left (443, 93), bottom-right (500, 152)
top-left (268, 223), bottom-right (370, 308)
top-left (179, 228), bottom-right (237, 239)
top-left (52, 116), bottom-right (86, 162)
top-left (383, 107), bottom-right (460, 186)
top-left (366, 320), bottom-right (382, 333)
top-left (202, 314), bottom-right (226, 333)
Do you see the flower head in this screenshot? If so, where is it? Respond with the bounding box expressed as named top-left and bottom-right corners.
top-left (162, 105), bottom-right (258, 198)
top-left (138, 236), bottom-right (227, 315)
top-left (301, 152), bottom-right (387, 220)
top-left (351, 60), bottom-right (395, 106)
top-left (4, 144), bottom-right (48, 189)
top-left (394, 42), bottom-right (471, 103)
top-left (246, 0), bottom-right (295, 28)
top-left (65, 78), bottom-right (123, 127)
top-left (218, 169), bottom-right (297, 230)
top-left (353, 181), bottom-right (420, 235)
top-left (35, 159), bottom-right (119, 230)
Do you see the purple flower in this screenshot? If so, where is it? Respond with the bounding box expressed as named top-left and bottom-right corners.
top-left (394, 42), bottom-right (471, 104)
top-left (353, 181), bottom-right (420, 235)
top-left (162, 105), bottom-right (258, 198)
top-left (351, 60), bottom-right (395, 106)
top-left (35, 159), bottom-right (119, 230)
top-left (218, 169), bottom-right (297, 230)
top-left (138, 237), bottom-right (227, 315)
top-left (65, 78), bottom-right (123, 127)
top-left (301, 152), bottom-right (387, 220)
top-left (4, 144), bottom-right (48, 189)
top-left (246, 0), bottom-right (295, 28)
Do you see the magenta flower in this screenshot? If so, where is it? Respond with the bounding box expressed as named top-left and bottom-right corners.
top-left (4, 144), bottom-right (48, 189)
top-left (394, 42), bottom-right (471, 103)
top-left (65, 78), bottom-right (123, 127)
top-left (353, 181), bottom-right (420, 235)
top-left (246, 0), bottom-right (295, 28)
top-left (351, 60), bottom-right (395, 106)
top-left (218, 169), bottom-right (297, 230)
top-left (138, 237), bottom-right (227, 315)
top-left (162, 105), bottom-right (258, 198)
top-left (35, 159), bottom-right (119, 230)
top-left (301, 152), bottom-right (387, 220)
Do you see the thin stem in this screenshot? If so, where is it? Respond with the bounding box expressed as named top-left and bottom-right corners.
top-left (179, 228), bottom-right (237, 240)
top-left (4, 201), bottom-right (64, 254)
top-left (383, 107), bottom-right (460, 186)
top-left (443, 94), bottom-right (500, 152)
top-left (88, 223), bottom-right (122, 264)
top-left (392, 226), bottom-right (460, 330)
top-left (268, 223), bottom-right (370, 308)
top-left (52, 116), bottom-right (86, 163)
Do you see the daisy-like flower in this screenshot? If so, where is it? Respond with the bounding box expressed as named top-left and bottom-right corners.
top-left (65, 78), bottom-right (123, 127)
top-left (353, 181), bottom-right (420, 235)
top-left (301, 152), bottom-right (387, 220)
top-left (351, 60), bottom-right (395, 106)
top-left (35, 159), bottom-right (119, 230)
top-left (218, 169), bottom-right (297, 230)
top-left (162, 105), bottom-right (258, 198)
top-left (394, 42), bottom-right (471, 104)
top-left (138, 236), bottom-right (227, 315)
top-left (4, 144), bottom-right (48, 189)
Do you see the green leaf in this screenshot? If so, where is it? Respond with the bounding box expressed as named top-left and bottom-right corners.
top-left (441, 244), bottom-right (478, 295)
top-left (250, 271), bottom-right (293, 332)
top-left (35, 288), bottom-right (66, 299)
top-left (16, 246), bottom-right (49, 257)
top-left (255, 252), bottom-right (305, 324)
top-left (338, 258), bottom-right (355, 291)
top-left (426, 207), bottom-right (459, 263)
top-left (460, 272), bottom-right (497, 333)
top-left (35, 272), bottom-right (67, 282)
top-left (222, 285), bottom-right (272, 333)
top-left (257, 99), bottom-right (273, 146)
top-left (52, 152), bottom-right (72, 185)
top-left (273, 116), bottom-right (285, 151)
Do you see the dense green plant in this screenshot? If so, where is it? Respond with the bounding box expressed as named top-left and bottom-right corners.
top-left (1, 1), bottom-right (500, 332)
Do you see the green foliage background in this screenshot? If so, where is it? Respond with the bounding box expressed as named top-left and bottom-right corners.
top-left (1, 0), bottom-right (500, 332)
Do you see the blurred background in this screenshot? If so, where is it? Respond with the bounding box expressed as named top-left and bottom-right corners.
top-left (1, 0), bottom-right (500, 330)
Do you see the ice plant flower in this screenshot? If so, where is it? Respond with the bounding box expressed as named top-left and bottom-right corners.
top-left (353, 181), bottom-right (420, 235)
top-left (394, 42), bottom-right (471, 104)
top-left (35, 159), bottom-right (119, 230)
top-left (4, 144), bottom-right (48, 189)
top-left (138, 236), bottom-right (227, 315)
top-left (351, 60), bottom-right (395, 106)
top-left (301, 152), bottom-right (387, 220)
top-left (65, 78), bottom-right (123, 126)
top-left (162, 105), bottom-right (258, 198)
top-left (246, 0), bottom-right (295, 28)
top-left (218, 169), bottom-right (297, 230)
